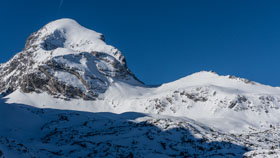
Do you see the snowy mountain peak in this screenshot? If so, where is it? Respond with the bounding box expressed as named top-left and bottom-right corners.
top-left (24, 18), bottom-right (125, 64)
top-left (180, 70), bottom-right (251, 84)
top-left (185, 70), bottom-right (220, 79)
top-left (42, 18), bottom-right (104, 41)
top-left (0, 19), bottom-right (142, 100)
top-left (2, 18), bottom-right (280, 131)
top-left (159, 70), bottom-right (258, 91)
top-left (2, 19), bottom-right (280, 157)
top-left (43, 18), bottom-right (102, 38)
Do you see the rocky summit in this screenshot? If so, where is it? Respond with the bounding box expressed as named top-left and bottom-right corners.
top-left (1, 19), bottom-right (280, 157)
top-left (0, 19), bottom-right (142, 100)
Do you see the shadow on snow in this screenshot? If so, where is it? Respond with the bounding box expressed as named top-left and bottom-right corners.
top-left (0, 98), bottom-right (249, 158)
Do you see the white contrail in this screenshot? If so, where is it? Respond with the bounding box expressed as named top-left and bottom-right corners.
top-left (59, 0), bottom-right (64, 10)
top-left (57, 0), bottom-right (64, 17)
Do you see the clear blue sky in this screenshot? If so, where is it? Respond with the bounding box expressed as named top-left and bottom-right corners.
top-left (1, 0), bottom-right (280, 86)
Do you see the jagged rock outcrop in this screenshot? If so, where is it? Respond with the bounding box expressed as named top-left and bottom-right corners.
top-left (0, 19), bottom-right (142, 100)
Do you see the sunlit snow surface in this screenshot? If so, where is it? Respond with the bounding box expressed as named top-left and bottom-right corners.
top-left (6, 71), bottom-right (280, 133)
top-left (1, 19), bottom-right (280, 157)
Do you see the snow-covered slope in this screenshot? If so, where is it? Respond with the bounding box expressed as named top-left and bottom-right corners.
top-left (2, 100), bottom-right (280, 158)
top-left (0, 101), bottom-right (250, 158)
top-left (101, 71), bottom-right (280, 132)
top-left (6, 70), bottom-right (280, 133)
top-left (1, 18), bottom-right (280, 157)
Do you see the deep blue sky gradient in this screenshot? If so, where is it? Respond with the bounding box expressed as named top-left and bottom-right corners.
top-left (1, 0), bottom-right (280, 86)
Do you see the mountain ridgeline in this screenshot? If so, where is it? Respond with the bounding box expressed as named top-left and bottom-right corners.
top-left (1, 19), bottom-right (280, 157)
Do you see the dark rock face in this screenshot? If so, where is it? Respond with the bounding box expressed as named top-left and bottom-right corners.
top-left (0, 51), bottom-right (140, 100)
top-left (228, 75), bottom-right (256, 85)
top-left (0, 51), bottom-right (34, 95)
top-left (41, 30), bottom-right (66, 51)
